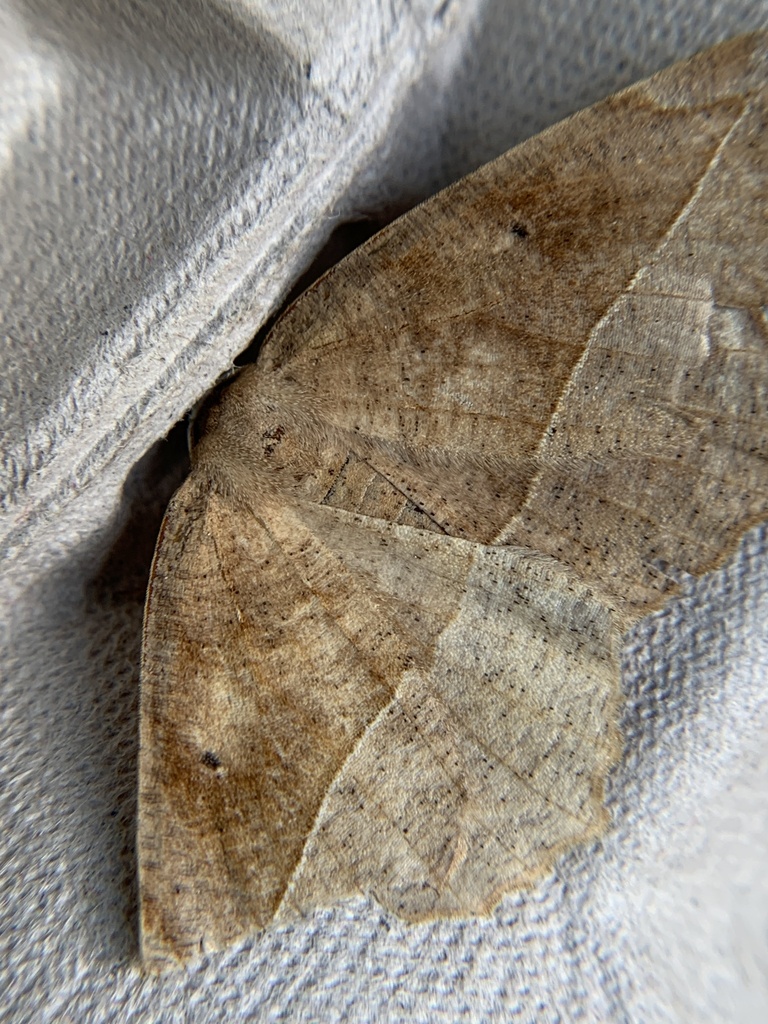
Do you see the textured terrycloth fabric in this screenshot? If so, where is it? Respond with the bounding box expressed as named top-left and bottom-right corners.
top-left (2, 2), bottom-right (767, 1021)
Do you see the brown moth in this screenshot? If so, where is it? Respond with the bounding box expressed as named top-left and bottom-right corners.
top-left (139, 32), bottom-right (768, 969)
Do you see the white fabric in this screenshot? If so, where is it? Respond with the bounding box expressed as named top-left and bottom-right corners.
top-left (2, 1), bottom-right (767, 1020)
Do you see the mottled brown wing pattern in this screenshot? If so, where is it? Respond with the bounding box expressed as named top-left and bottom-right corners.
top-left (139, 33), bottom-right (768, 968)
top-left (251, 31), bottom-right (768, 616)
top-left (140, 485), bottom-right (621, 966)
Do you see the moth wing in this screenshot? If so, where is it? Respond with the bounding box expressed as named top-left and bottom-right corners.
top-left (275, 505), bottom-right (622, 925)
top-left (140, 479), bottom-right (620, 966)
top-left (251, 31), bottom-right (768, 618)
top-left (139, 476), bottom-right (427, 967)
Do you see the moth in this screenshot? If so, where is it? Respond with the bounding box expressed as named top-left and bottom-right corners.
top-left (139, 32), bottom-right (768, 968)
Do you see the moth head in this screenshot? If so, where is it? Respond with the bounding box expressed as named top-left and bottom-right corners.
top-left (190, 369), bottom-right (329, 501)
